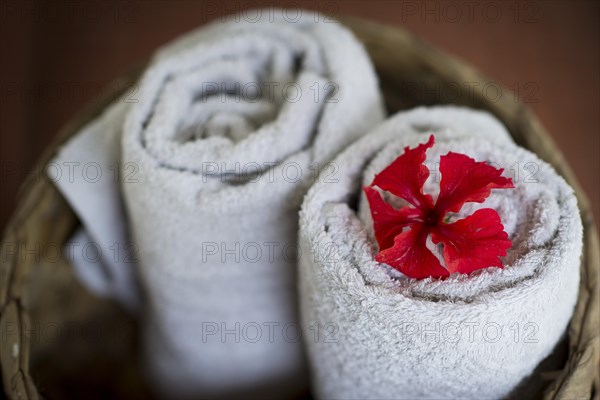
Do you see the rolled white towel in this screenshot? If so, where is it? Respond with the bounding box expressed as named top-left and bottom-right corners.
top-left (298, 106), bottom-right (582, 399)
top-left (51, 8), bottom-right (384, 399)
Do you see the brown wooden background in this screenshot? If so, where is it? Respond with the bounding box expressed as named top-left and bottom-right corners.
top-left (1, 0), bottom-right (598, 231)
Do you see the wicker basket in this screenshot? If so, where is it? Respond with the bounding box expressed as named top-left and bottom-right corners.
top-left (1, 17), bottom-right (598, 400)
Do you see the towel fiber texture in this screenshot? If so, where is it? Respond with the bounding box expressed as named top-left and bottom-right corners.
top-left (298, 106), bottom-right (582, 399)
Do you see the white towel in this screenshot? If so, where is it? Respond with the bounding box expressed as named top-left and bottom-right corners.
top-left (51, 9), bottom-right (384, 399)
top-left (298, 106), bottom-right (582, 399)
top-left (50, 101), bottom-right (141, 312)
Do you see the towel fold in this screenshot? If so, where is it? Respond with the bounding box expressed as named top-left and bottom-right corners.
top-left (298, 106), bottom-right (582, 399)
top-left (51, 9), bottom-right (384, 399)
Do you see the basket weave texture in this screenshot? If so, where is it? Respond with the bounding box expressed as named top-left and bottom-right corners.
top-left (1, 17), bottom-right (598, 400)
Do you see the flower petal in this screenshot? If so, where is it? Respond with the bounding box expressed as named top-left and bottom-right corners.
top-left (432, 208), bottom-right (512, 275)
top-left (363, 186), bottom-right (422, 251)
top-left (371, 135), bottom-right (435, 210)
top-left (435, 152), bottom-right (514, 214)
top-left (376, 225), bottom-right (449, 279)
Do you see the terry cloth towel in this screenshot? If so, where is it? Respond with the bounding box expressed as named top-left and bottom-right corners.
top-left (298, 106), bottom-right (582, 399)
top-left (50, 8), bottom-right (385, 399)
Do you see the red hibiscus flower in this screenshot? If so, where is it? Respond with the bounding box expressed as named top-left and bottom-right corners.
top-left (363, 135), bottom-right (514, 279)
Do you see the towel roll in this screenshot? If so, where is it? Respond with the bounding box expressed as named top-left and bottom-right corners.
top-left (97, 9), bottom-right (381, 399)
top-left (298, 106), bottom-right (582, 399)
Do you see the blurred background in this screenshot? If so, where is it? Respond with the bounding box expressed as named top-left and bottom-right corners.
top-left (1, 0), bottom-right (598, 230)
